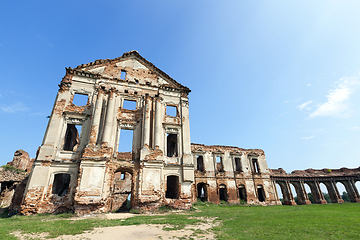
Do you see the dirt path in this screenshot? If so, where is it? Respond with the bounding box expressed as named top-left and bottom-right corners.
top-left (12, 212), bottom-right (218, 240)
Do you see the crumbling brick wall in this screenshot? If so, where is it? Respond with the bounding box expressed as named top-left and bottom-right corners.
top-left (192, 144), bottom-right (280, 205)
top-left (7, 149), bottom-right (34, 172)
top-left (0, 167), bottom-right (29, 208)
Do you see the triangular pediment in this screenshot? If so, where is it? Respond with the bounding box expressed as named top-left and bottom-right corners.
top-left (70, 51), bottom-right (190, 93)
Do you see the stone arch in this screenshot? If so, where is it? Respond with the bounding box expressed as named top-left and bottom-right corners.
top-left (110, 167), bottom-right (134, 212)
top-left (320, 181), bottom-right (343, 203)
top-left (289, 183), bottom-right (297, 203)
top-left (274, 182), bottom-right (284, 204)
top-left (319, 182), bottom-right (330, 203)
top-left (219, 184), bottom-right (227, 202)
top-left (337, 180), bottom-right (360, 202)
top-left (355, 180), bottom-right (360, 195)
top-left (290, 181), bottom-right (310, 205)
top-left (276, 181), bottom-right (295, 205)
top-left (197, 182), bottom-right (208, 201)
top-left (304, 181), bottom-right (326, 204)
top-left (336, 182), bottom-right (348, 201)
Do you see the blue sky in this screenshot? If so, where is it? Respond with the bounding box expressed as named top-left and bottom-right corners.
top-left (1, 0), bottom-right (360, 173)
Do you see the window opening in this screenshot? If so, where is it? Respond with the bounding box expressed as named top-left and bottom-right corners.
top-left (167, 134), bottom-right (178, 157)
top-left (235, 157), bottom-right (242, 172)
top-left (120, 70), bottom-right (127, 79)
top-left (135, 79), bottom-right (139, 84)
top-left (257, 186), bottom-right (266, 202)
top-left (125, 90), bottom-right (129, 93)
top-left (118, 129), bottom-right (134, 157)
top-left (216, 156), bottom-right (224, 172)
top-left (52, 173), bottom-right (71, 197)
top-left (166, 175), bottom-right (179, 199)
top-left (197, 183), bottom-right (207, 201)
top-left (123, 100), bottom-right (136, 110)
top-left (73, 93), bottom-right (88, 106)
top-left (111, 171), bottom-right (133, 212)
top-left (239, 185), bottom-right (247, 202)
top-left (197, 155), bottom-right (204, 171)
top-left (166, 105), bottom-right (177, 117)
top-left (252, 159), bottom-right (260, 173)
top-left (219, 185), bottom-right (227, 202)
top-left (63, 124), bottom-right (82, 151)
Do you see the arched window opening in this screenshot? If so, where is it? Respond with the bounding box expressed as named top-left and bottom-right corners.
top-left (219, 184), bottom-right (227, 202)
top-left (238, 185), bottom-right (247, 203)
top-left (166, 175), bottom-right (179, 199)
top-left (257, 185), bottom-right (266, 202)
top-left (197, 183), bottom-right (207, 201)
top-left (52, 173), bottom-right (70, 197)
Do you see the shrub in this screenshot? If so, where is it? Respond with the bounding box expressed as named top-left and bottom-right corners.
top-left (0, 165), bottom-right (25, 173)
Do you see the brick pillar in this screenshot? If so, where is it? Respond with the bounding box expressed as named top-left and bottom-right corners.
top-left (278, 181), bottom-right (296, 205)
top-left (292, 181), bottom-right (311, 205)
top-left (306, 181), bottom-right (327, 204)
top-left (324, 181), bottom-right (344, 203)
top-left (342, 180), bottom-right (360, 202)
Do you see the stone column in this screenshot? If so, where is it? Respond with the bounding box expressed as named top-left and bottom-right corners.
top-left (342, 180), bottom-right (360, 202)
top-left (154, 97), bottom-right (162, 148)
top-left (306, 181), bottom-right (327, 204)
top-left (181, 99), bottom-right (192, 164)
top-left (278, 181), bottom-right (296, 205)
top-left (292, 181), bottom-right (311, 205)
top-left (89, 90), bottom-right (104, 145)
top-left (324, 181), bottom-right (344, 203)
top-left (102, 90), bottom-right (116, 145)
top-left (142, 96), bottom-right (151, 147)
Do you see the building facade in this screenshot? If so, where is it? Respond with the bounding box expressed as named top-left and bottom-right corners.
top-left (17, 51), bottom-right (280, 214)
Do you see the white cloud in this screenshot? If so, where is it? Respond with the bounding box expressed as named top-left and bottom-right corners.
top-left (350, 126), bottom-right (360, 131)
top-left (284, 100), bottom-right (289, 103)
top-left (0, 102), bottom-right (29, 113)
top-left (309, 76), bottom-right (360, 118)
top-left (301, 136), bottom-right (314, 140)
top-left (306, 83), bottom-right (312, 87)
top-left (297, 101), bottom-right (313, 111)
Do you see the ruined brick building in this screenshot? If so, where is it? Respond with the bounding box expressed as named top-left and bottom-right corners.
top-left (4, 51), bottom-right (278, 214)
top-left (4, 51), bottom-right (358, 215)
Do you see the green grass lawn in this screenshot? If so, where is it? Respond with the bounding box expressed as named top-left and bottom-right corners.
top-left (1, 202), bottom-right (359, 239)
